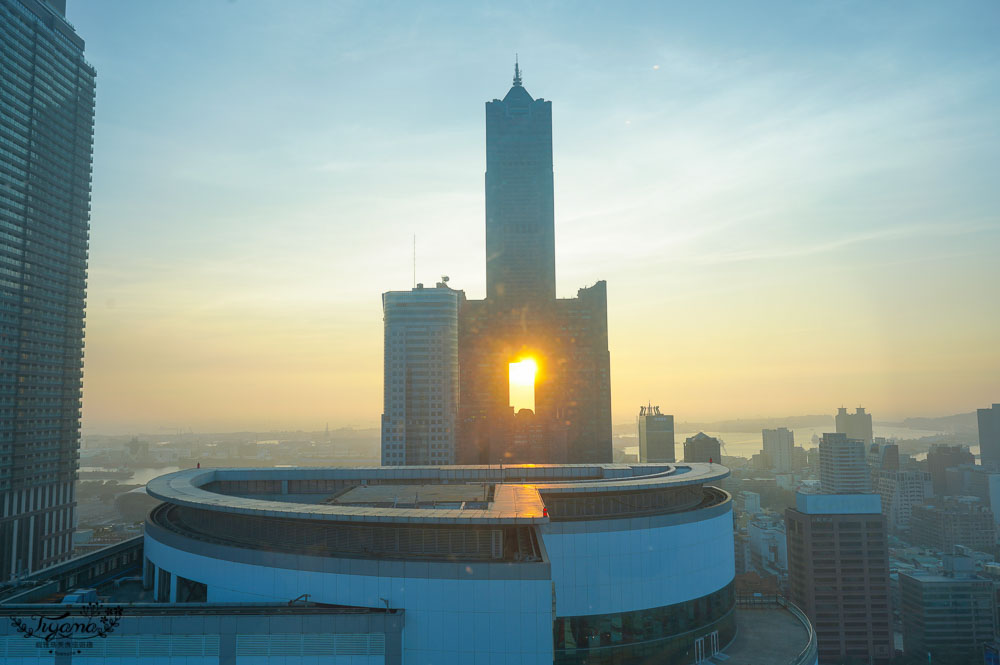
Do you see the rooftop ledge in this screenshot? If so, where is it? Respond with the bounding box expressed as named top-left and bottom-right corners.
top-left (146, 463), bottom-right (731, 526)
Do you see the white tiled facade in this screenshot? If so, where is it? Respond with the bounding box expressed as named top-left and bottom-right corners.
top-left (762, 427), bottom-right (794, 473)
top-left (819, 433), bottom-right (872, 493)
top-left (381, 284), bottom-right (460, 466)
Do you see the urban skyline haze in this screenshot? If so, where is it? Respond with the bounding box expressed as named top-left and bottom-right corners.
top-left (70, 1), bottom-right (999, 432)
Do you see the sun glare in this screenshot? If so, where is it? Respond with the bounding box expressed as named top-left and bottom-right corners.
top-left (509, 358), bottom-right (537, 413)
top-left (509, 358), bottom-right (537, 386)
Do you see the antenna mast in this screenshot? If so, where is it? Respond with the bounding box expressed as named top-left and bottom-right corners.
top-left (413, 234), bottom-right (416, 288)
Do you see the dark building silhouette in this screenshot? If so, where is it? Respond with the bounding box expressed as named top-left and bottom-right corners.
top-left (484, 60), bottom-right (555, 305)
top-left (835, 406), bottom-right (874, 444)
top-left (786, 493), bottom-right (893, 665)
top-left (926, 444), bottom-right (975, 496)
top-left (457, 64), bottom-right (612, 464)
top-left (979, 403), bottom-right (1000, 470)
top-left (684, 432), bottom-right (721, 463)
top-left (0, 0), bottom-right (95, 581)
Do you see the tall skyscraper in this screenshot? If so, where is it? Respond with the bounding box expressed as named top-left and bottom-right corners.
top-left (0, 0), bottom-right (95, 581)
top-left (637, 404), bottom-right (674, 462)
top-left (484, 59), bottom-right (555, 305)
top-left (380, 282), bottom-right (460, 466)
top-left (785, 493), bottom-right (893, 664)
top-left (457, 64), bottom-right (612, 464)
top-left (835, 406), bottom-right (874, 444)
top-left (978, 403), bottom-right (1000, 469)
top-left (819, 432), bottom-right (871, 493)
top-left (762, 427), bottom-right (794, 472)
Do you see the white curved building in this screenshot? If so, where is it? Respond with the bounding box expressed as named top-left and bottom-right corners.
top-left (144, 463), bottom-right (736, 664)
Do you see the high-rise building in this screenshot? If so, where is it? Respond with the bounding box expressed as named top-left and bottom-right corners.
top-left (0, 0), bottom-right (95, 581)
top-left (638, 404), bottom-right (674, 462)
top-left (944, 463), bottom-right (1000, 523)
top-left (785, 493), bottom-right (893, 664)
top-left (926, 444), bottom-right (975, 496)
top-left (900, 556), bottom-right (997, 664)
top-left (911, 497), bottom-right (996, 554)
top-left (457, 65), bottom-right (612, 465)
top-left (818, 433), bottom-right (871, 493)
top-left (835, 406), bottom-right (874, 444)
top-left (684, 432), bottom-right (721, 463)
top-left (873, 469), bottom-right (932, 532)
top-left (484, 59), bottom-right (554, 305)
top-left (792, 445), bottom-right (809, 471)
top-left (762, 427), bottom-right (794, 472)
top-left (979, 403), bottom-right (1000, 469)
top-left (866, 437), bottom-right (899, 471)
top-left (381, 282), bottom-right (461, 466)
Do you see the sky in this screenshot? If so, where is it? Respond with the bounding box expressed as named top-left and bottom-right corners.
top-left (68, 1), bottom-right (1000, 433)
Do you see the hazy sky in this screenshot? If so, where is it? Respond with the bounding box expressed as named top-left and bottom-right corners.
top-left (70, 1), bottom-right (999, 433)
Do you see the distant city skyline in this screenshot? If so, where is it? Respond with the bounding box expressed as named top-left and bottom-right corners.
top-left (68, 1), bottom-right (999, 432)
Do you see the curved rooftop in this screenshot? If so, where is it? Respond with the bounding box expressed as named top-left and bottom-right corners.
top-left (147, 463), bottom-right (730, 526)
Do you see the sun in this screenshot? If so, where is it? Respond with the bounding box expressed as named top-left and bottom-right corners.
top-left (508, 358), bottom-right (538, 387)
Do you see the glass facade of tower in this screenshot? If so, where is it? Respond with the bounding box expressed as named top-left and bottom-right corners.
top-left (0, 0), bottom-right (95, 579)
top-left (484, 69), bottom-right (556, 304)
top-left (458, 67), bottom-right (612, 466)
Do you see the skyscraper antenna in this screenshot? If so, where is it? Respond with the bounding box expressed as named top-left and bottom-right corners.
top-left (413, 234), bottom-right (416, 288)
top-left (513, 54), bottom-right (522, 87)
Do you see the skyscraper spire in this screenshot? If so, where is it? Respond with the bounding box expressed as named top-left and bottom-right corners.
top-left (513, 54), bottom-right (522, 87)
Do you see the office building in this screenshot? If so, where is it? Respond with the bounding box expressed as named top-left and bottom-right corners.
top-left (138, 463), bottom-right (746, 663)
top-left (900, 556), bottom-right (997, 664)
top-left (381, 282), bottom-right (461, 466)
top-left (762, 427), bottom-right (794, 472)
top-left (873, 469), bottom-right (931, 532)
top-left (785, 493), bottom-right (893, 664)
top-left (945, 464), bottom-right (1000, 523)
top-left (684, 432), bottom-right (722, 463)
top-left (0, 0), bottom-right (95, 581)
top-left (792, 445), bottom-right (809, 471)
top-left (866, 437), bottom-right (898, 471)
top-left (911, 497), bottom-right (996, 554)
top-left (484, 60), bottom-right (555, 305)
top-left (835, 406), bottom-right (873, 444)
top-left (457, 64), bottom-right (612, 465)
top-left (926, 444), bottom-right (975, 496)
top-left (638, 404), bottom-right (675, 462)
top-left (980, 403), bottom-right (1000, 470)
top-left (748, 517), bottom-right (787, 578)
top-left (738, 490), bottom-right (762, 515)
top-left (818, 433), bottom-right (871, 493)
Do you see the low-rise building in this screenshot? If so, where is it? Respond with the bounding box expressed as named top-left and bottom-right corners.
top-left (911, 498), bottom-right (996, 554)
top-left (900, 556), bottom-right (997, 664)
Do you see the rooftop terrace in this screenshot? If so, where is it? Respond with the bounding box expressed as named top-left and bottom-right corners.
top-left (146, 463), bottom-right (731, 526)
